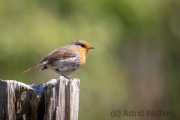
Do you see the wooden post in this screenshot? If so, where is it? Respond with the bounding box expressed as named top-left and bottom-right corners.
top-left (0, 76), bottom-right (80, 120)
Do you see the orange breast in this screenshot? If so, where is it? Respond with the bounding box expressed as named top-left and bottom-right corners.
top-left (76, 47), bottom-right (87, 66)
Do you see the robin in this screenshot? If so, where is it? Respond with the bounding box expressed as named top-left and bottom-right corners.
top-left (22, 40), bottom-right (94, 77)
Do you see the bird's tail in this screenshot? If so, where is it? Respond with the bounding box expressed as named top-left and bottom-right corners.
top-left (22, 64), bottom-right (44, 75)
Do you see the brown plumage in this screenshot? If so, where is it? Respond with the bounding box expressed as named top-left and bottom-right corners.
top-left (22, 64), bottom-right (45, 74)
top-left (22, 40), bottom-right (94, 77)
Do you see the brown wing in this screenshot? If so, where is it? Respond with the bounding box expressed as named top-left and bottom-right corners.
top-left (40, 46), bottom-right (76, 64)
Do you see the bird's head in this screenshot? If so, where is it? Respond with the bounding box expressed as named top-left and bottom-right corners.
top-left (71, 40), bottom-right (95, 52)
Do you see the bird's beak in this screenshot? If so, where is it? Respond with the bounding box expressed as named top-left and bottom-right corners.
top-left (89, 46), bottom-right (95, 49)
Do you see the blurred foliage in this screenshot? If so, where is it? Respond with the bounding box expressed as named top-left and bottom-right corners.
top-left (0, 0), bottom-right (180, 120)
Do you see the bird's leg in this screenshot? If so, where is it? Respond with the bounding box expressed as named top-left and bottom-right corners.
top-left (61, 75), bottom-right (70, 80)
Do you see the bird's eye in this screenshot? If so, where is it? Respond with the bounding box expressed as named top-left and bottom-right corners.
top-left (81, 44), bottom-right (86, 48)
top-left (74, 42), bottom-right (86, 48)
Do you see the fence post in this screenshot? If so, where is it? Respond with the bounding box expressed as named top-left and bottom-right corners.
top-left (0, 76), bottom-right (80, 120)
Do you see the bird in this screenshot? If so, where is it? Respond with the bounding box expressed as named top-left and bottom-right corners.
top-left (22, 40), bottom-right (94, 78)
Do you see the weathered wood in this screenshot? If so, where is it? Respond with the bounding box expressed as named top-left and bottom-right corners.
top-left (0, 76), bottom-right (80, 120)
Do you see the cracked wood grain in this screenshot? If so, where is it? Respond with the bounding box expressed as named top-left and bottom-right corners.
top-left (0, 76), bottom-right (80, 120)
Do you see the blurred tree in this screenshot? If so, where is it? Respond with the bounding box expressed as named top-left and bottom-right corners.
top-left (0, 0), bottom-right (180, 120)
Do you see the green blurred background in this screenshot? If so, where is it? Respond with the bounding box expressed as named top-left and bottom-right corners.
top-left (0, 0), bottom-right (180, 120)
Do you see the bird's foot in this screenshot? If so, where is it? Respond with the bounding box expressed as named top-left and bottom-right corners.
top-left (61, 75), bottom-right (70, 80)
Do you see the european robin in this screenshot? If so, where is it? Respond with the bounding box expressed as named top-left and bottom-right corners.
top-left (22, 40), bottom-right (94, 77)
